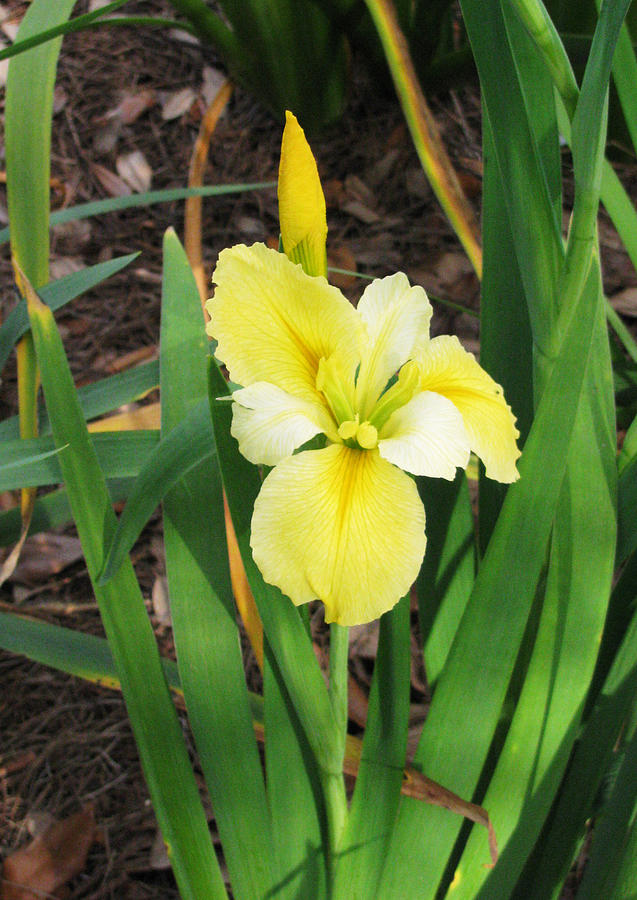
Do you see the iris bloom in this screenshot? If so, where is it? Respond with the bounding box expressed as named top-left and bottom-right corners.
top-left (206, 245), bottom-right (520, 626)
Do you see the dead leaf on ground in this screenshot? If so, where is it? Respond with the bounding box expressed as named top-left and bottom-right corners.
top-left (116, 151), bottom-right (152, 193)
top-left (611, 286), bottom-right (637, 317)
top-left (0, 804), bottom-right (97, 900)
top-left (160, 87), bottom-right (197, 121)
top-left (328, 244), bottom-right (358, 289)
top-left (90, 162), bottom-right (132, 198)
top-left (8, 534), bottom-right (83, 586)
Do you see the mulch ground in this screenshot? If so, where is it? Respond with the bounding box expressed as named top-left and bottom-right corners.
top-left (1, 2), bottom-right (636, 897)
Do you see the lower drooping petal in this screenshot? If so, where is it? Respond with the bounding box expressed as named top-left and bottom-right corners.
top-left (232, 382), bottom-right (337, 465)
top-left (378, 391), bottom-right (471, 478)
top-left (250, 444), bottom-right (426, 626)
top-left (418, 335), bottom-right (521, 483)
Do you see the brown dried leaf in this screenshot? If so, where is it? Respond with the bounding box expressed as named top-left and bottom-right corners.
top-left (0, 805), bottom-right (97, 900)
top-left (611, 286), bottom-right (637, 317)
top-left (91, 162), bottom-right (132, 198)
top-left (9, 534), bottom-right (83, 585)
top-left (328, 244), bottom-right (357, 289)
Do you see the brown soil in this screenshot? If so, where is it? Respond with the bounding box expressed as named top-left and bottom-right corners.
top-left (1, 2), bottom-right (636, 898)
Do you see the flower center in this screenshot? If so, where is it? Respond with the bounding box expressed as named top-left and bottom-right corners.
top-left (337, 416), bottom-right (378, 449)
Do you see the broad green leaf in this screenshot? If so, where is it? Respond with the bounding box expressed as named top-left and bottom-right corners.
top-left (332, 595), bottom-right (411, 898)
top-left (453, 282), bottom-right (616, 897)
top-left (416, 472), bottom-right (475, 687)
top-left (23, 274), bottom-right (225, 900)
top-left (0, 431), bottom-right (158, 491)
top-left (98, 398), bottom-right (214, 583)
top-left (0, 254), bottom-right (139, 374)
top-left (379, 262), bottom-right (599, 898)
top-left (263, 647), bottom-right (328, 899)
top-left (617, 451), bottom-right (637, 564)
top-left (159, 229), bottom-right (277, 899)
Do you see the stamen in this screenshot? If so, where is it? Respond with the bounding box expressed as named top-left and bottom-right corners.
top-left (369, 360), bottom-right (420, 431)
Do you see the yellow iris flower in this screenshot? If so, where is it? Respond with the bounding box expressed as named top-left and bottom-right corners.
top-left (206, 244), bottom-right (521, 625)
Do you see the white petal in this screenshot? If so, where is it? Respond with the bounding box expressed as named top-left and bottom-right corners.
top-left (355, 272), bottom-right (432, 415)
top-left (378, 391), bottom-right (471, 479)
top-left (231, 382), bottom-right (335, 465)
top-left (417, 335), bottom-right (521, 483)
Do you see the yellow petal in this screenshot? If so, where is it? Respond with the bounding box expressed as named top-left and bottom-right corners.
top-left (355, 273), bottom-right (432, 418)
top-left (378, 391), bottom-right (470, 478)
top-left (251, 444), bottom-right (426, 625)
top-left (278, 111), bottom-right (328, 277)
top-left (231, 382), bottom-right (336, 465)
top-left (418, 335), bottom-right (521, 483)
top-left (206, 243), bottom-right (362, 401)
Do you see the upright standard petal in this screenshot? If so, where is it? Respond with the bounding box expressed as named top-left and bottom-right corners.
top-left (278, 111), bottom-right (328, 278)
top-left (207, 243), bottom-right (361, 401)
top-left (418, 335), bottom-right (521, 483)
top-left (378, 391), bottom-right (471, 479)
top-left (250, 444), bottom-right (426, 626)
top-left (231, 382), bottom-right (336, 465)
top-left (355, 273), bottom-right (432, 417)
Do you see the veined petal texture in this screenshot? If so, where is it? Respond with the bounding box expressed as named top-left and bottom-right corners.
top-left (207, 243), bottom-right (361, 401)
top-left (250, 444), bottom-right (426, 626)
top-left (231, 382), bottom-right (335, 465)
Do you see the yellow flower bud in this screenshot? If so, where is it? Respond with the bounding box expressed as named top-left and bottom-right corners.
top-left (278, 111), bottom-right (328, 278)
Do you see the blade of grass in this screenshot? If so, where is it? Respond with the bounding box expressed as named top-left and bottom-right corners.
top-left (159, 229), bottom-right (278, 899)
top-left (5, 0), bottom-right (75, 585)
top-left (0, 253), bottom-right (139, 373)
top-left (452, 282), bottom-right (616, 897)
top-left (0, 479), bottom-right (133, 546)
top-left (0, 0), bottom-right (130, 61)
top-left (21, 267), bottom-right (225, 899)
top-left (0, 360), bottom-right (158, 442)
top-left (0, 431), bottom-right (158, 491)
top-left (98, 398), bottom-right (214, 583)
top-left (0, 183), bottom-right (275, 247)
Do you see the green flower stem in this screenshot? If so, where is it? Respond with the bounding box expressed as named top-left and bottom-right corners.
top-left (329, 623), bottom-right (349, 757)
top-left (321, 769), bottom-right (348, 876)
top-left (325, 622), bottom-right (349, 869)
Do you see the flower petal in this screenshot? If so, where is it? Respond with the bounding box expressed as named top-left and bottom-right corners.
top-left (378, 391), bottom-right (471, 478)
top-left (231, 382), bottom-right (336, 465)
top-left (206, 243), bottom-right (361, 401)
top-left (278, 111), bottom-right (328, 278)
top-left (418, 335), bottom-right (521, 482)
top-left (355, 272), bottom-right (432, 416)
top-left (251, 444), bottom-right (426, 626)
